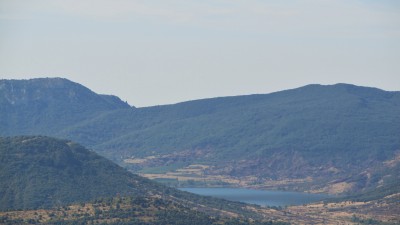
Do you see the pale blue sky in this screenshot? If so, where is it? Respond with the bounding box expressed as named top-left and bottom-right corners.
top-left (0, 0), bottom-right (399, 107)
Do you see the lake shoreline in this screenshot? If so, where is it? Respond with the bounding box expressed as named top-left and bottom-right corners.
top-left (179, 187), bottom-right (331, 207)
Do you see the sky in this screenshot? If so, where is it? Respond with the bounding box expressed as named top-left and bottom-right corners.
top-left (0, 0), bottom-right (399, 107)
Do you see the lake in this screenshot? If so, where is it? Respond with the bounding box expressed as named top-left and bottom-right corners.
top-left (179, 187), bottom-right (329, 207)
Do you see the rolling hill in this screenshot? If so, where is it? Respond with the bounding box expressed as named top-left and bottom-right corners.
top-left (0, 136), bottom-right (285, 224)
top-left (1, 78), bottom-right (399, 194)
top-left (0, 136), bottom-right (168, 210)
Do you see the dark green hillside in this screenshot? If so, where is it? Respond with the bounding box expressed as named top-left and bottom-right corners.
top-left (57, 83), bottom-right (400, 166)
top-left (72, 84), bottom-right (399, 187)
top-left (0, 78), bottom-right (130, 135)
top-left (99, 83), bottom-right (400, 160)
top-left (0, 136), bottom-right (152, 210)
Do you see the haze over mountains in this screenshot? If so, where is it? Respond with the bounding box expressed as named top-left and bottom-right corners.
top-left (0, 78), bottom-right (130, 135)
top-left (1, 78), bottom-right (399, 195)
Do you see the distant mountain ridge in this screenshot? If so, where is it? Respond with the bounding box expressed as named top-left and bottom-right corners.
top-left (0, 78), bottom-right (129, 107)
top-left (0, 78), bottom-right (130, 135)
top-left (1, 78), bottom-right (399, 194)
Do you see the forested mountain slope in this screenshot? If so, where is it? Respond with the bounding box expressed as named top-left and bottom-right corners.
top-left (1, 78), bottom-right (399, 193)
top-left (0, 136), bottom-right (274, 223)
top-left (0, 136), bottom-right (162, 210)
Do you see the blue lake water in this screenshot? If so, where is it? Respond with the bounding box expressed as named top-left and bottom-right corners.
top-left (179, 187), bottom-right (329, 207)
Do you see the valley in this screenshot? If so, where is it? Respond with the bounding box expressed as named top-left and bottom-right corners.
top-left (133, 160), bottom-right (314, 192)
top-left (122, 151), bottom-right (399, 195)
top-left (0, 136), bottom-right (291, 224)
top-left (0, 78), bottom-right (399, 224)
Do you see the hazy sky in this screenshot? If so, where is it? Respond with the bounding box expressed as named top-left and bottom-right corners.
top-left (0, 0), bottom-right (399, 107)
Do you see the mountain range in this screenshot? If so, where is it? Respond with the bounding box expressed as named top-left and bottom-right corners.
top-left (1, 78), bottom-right (399, 195)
